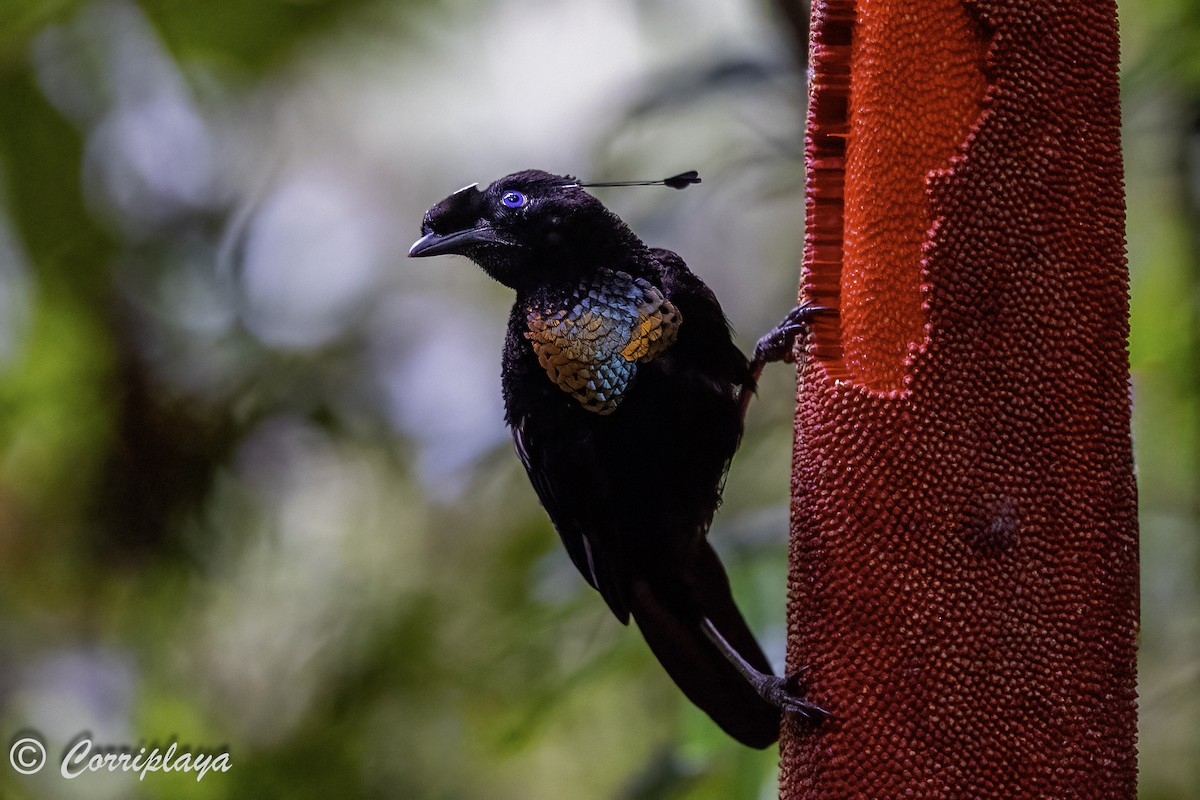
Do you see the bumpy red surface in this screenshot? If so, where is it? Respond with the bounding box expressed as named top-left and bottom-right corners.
top-left (781, 0), bottom-right (1138, 797)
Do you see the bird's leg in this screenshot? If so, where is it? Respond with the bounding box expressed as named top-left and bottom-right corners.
top-left (739, 303), bottom-right (836, 420)
top-left (701, 617), bottom-right (829, 722)
top-left (726, 304), bottom-right (835, 718)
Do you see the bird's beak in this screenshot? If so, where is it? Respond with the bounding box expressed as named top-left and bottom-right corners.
top-left (408, 226), bottom-right (511, 258)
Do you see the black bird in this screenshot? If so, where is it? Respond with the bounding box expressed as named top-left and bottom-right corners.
top-left (409, 169), bottom-right (828, 747)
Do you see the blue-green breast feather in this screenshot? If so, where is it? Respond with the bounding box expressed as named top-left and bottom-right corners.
top-left (524, 270), bottom-right (681, 414)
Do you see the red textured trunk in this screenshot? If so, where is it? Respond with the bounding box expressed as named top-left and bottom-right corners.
top-left (780, 0), bottom-right (1138, 797)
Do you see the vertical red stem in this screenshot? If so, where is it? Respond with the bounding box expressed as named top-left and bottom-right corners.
top-left (781, 1), bottom-right (1138, 797)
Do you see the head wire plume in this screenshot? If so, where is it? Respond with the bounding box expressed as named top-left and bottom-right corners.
top-left (566, 170), bottom-right (701, 190)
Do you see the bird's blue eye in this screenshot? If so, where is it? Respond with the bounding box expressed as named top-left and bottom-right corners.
top-left (501, 190), bottom-right (527, 209)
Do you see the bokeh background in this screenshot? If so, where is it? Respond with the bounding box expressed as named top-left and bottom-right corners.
top-left (0, 1), bottom-right (1195, 798)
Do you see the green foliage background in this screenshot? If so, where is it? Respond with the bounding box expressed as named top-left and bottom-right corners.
top-left (0, 1), bottom-right (1194, 798)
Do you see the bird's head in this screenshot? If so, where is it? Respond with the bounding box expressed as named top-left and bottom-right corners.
top-left (408, 169), bottom-right (660, 291)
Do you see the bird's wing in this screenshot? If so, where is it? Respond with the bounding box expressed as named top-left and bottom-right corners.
top-left (512, 416), bottom-right (630, 622)
top-left (523, 271), bottom-right (680, 415)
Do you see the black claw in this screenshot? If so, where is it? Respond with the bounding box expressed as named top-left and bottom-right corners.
top-left (786, 664), bottom-right (811, 681)
top-left (780, 694), bottom-right (830, 723)
top-left (752, 304), bottom-right (836, 367)
top-left (754, 675), bottom-right (828, 722)
top-left (769, 671), bottom-right (829, 723)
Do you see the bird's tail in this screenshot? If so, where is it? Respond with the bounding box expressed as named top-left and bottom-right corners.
top-left (626, 544), bottom-right (782, 748)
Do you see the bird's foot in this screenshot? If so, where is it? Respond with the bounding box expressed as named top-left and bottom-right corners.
top-left (754, 672), bottom-right (830, 723)
top-left (700, 617), bottom-right (830, 724)
top-left (739, 303), bottom-right (837, 419)
top-left (752, 303), bottom-right (836, 367)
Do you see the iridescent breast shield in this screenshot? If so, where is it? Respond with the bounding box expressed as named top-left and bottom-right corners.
top-left (524, 270), bottom-right (681, 414)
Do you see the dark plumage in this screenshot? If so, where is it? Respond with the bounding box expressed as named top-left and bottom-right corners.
top-left (409, 169), bottom-right (827, 747)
